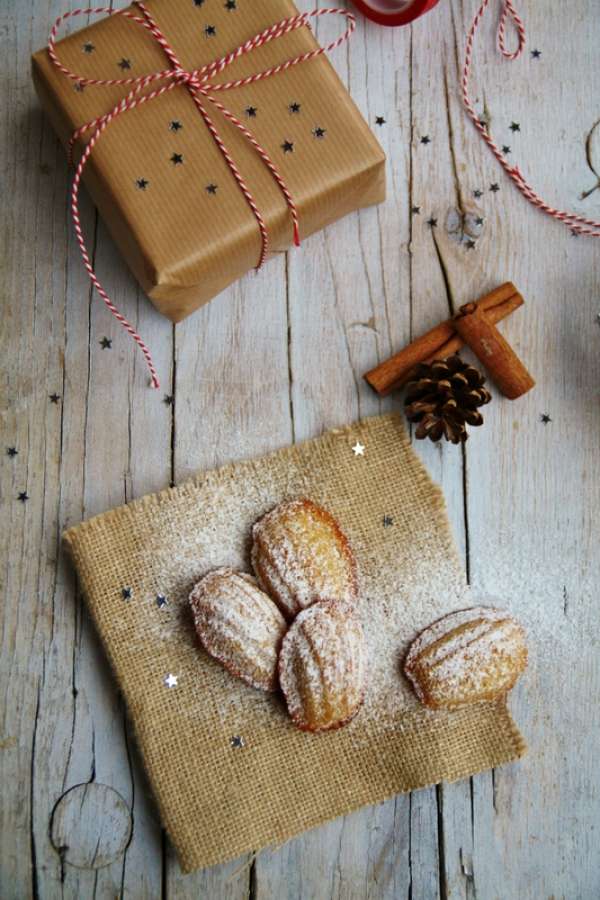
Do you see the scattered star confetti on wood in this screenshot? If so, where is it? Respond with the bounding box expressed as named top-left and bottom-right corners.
top-left (7, 447), bottom-right (18, 458)
top-left (489, 183), bottom-right (500, 192)
top-left (171, 153), bottom-right (184, 165)
top-left (122, 587), bottom-right (133, 600)
top-left (465, 239), bottom-right (477, 250)
top-left (163, 394), bottom-right (174, 406)
top-left (204, 24), bottom-right (217, 36)
top-left (420, 135), bottom-right (431, 145)
top-left (382, 515), bottom-right (393, 527)
top-left (411, 206), bottom-right (421, 215)
top-left (118, 58), bottom-right (132, 70)
top-left (82, 42), bottom-right (95, 53)
top-left (531, 48), bottom-right (542, 59)
top-left (502, 145), bottom-right (511, 155)
top-left (205, 183), bottom-right (218, 194)
top-left (244, 106), bottom-right (257, 117)
top-left (289, 102), bottom-right (301, 114)
top-left (475, 216), bottom-right (485, 226)
top-left (230, 735), bottom-right (245, 748)
top-left (100, 337), bottom-right (112, 349)
top-left (224, 0), bottom-right (237, 8)
top-left (473, 189), bottom-right (483, 199)
top-left (49, 393), bottom-right (61, 404)
top-left (18, 491), bottom-right (29, 503)
top-left (352, 441), bottom-right (365, 456)
top-left (375, 116), bottom-right (385, 126)
top-left (169, 120), bottom-right (183, 131)
top-left (281, 140), bottom-right (294, 153)
top-left (74, 82), bottom-right (85, 92)
top-left (510, 121), bottom-right (520, 132)
top-left (136, 178), bottom-right (149, 190)
top-left (164, 673), bottom-right (178, 688)
top-left (427, 217), bottom-right (438, 228)
top-left (193, 0), bottom-right (205, 5)
top-left (312, 126), bottom-right (326, 139)
top-left (156, 594), bottom-right (168, 608)
top-left (540, 413), bottom-right (552, 424)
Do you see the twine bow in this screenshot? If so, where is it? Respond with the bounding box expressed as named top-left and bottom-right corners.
top-left (48, 4), bottom-right (355, 388)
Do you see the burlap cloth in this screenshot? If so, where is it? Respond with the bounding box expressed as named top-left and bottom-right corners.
top-left (63, 414), bottom-right (526, 873)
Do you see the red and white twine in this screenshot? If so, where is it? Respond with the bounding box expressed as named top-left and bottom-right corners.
top-left (48, 4), bottom-right (355, 388)
top-left (463, 0), bottom-right (600, 238)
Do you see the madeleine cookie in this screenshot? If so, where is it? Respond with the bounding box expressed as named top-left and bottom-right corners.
top-left (251, 498), bottom-right (358, 620)
top-left (189, 568), bottom-right (287, 692)
top-left (278, 599), bottom-right (366, 732)
top-left (404, 606), bottom-right (528, 709)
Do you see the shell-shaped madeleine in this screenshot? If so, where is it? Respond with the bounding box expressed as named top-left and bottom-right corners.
top-left (278, 600), bottom-right (366, 732)
top-left (189, 568), bottom-right (287, 692)
top-left (404, 606), bottom-right (528, 709)
top-left (251, 499), bottom-right (358, 620)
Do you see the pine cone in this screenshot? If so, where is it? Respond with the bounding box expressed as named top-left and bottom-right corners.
top-left (404, 356), bottom-right (492, 444)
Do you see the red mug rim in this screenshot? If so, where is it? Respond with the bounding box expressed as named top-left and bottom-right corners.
top-left (351, 0), bottom-right (440, 27)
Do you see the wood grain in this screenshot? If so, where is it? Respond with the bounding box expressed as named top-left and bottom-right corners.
top-left (1, 0), bottom-right (599, 897)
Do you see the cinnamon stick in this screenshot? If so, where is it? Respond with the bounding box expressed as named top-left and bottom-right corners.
top-left (453, 302), bottom-right (535, 399)
top-left (364, 283), bottom-right (523, 396)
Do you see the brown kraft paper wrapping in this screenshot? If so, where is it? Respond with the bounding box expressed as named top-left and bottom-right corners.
top-left (32, 0), bottom-right (386, 323)
top-left (62, 414), bottom-right (526, 874)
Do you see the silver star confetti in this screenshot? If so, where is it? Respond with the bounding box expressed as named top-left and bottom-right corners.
top-left (156, 594), bottom-right (168, 608)
top-left (352, 441), bottom-right (365, 457)
top-left (164, 673), bottom-right (178, 688)
top-left (230, 735), bottom-right (245, 748)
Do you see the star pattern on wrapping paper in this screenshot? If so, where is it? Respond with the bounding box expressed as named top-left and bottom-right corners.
top-left (204, 24), bottom-right (217, 37)
top-left (244, 106), bottom-right (257, 117)
top-left (100, 337), bottom-right (112, 349)
top-left (375, 116), bottom-right (385, 126)
top-left (205, 183), bottom-right (218, 194)
top-left (18, 491), bottom-right (29, 503)
top-left (164, 673), bottom-right (178, 688)
top-left (7, 447), bottom-right (18, 458)
top-left (136, 178), bottom-right (149, 190)
top-left (352, 441), bottom-right (365, 457)
top-left (312, 126), bottom-right (326, 139)
top-left (171, 153), bottom-right (184, 165)
top-left (282, 140), bottom-right (294, 153)
top-left (118, 58), bottom-right (132, 70)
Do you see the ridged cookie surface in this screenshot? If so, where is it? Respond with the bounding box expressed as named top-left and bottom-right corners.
top-left (278, 599), bottom-right (366, 732)
top-left (251, 498), bottom-right (358, 620)
top-left (404, 606), bottom-right (528, 709)
top-left (189, 568), bottom-right (287, 692)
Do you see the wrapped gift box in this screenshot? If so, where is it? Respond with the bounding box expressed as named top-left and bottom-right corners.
top-left (32, 0), bottom-right (386, 323)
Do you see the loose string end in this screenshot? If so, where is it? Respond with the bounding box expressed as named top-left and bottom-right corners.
top-left (293, 222), bottom-right (300, 247)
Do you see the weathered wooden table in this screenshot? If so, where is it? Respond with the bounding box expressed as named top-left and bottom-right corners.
top-left (2, 0), bottom-right (599, 896)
